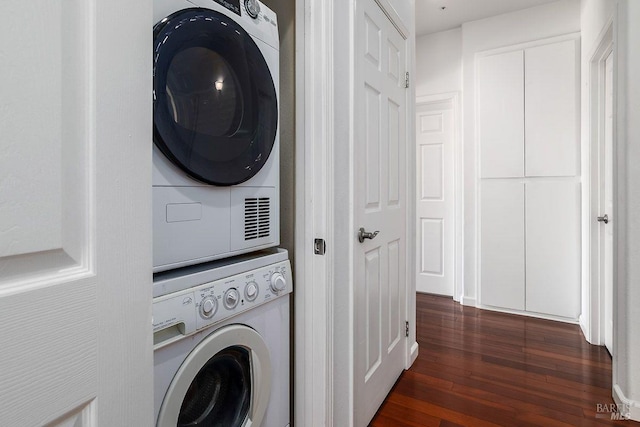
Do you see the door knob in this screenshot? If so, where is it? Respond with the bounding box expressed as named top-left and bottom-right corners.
top-left (358, 227), bottom-right (379, 243)
top-left (597, 214), bottom-right (609, 224)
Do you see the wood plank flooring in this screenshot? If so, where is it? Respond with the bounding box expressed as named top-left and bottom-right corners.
top-left (370, 293), bottom-right (638, 427)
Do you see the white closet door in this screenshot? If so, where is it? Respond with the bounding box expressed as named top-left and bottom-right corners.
top-left (478, 51), bottom-right (524, 178)
top-left (480, 180), bottom-right (525, 310)
top-left (0, 0), bottom-right (152, 424)
top-left (525, 181), bottom-right (581, 319)
top-left (525, 39), bottom-right (579, 177)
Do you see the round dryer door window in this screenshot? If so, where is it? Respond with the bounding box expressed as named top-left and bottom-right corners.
top-left (153, 8), bottom-right (278, 186)
top-left (157, 325), bottom-right (272, 427)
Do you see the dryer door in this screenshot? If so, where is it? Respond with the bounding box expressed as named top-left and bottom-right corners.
top-left (157, 324), bottom-right (271, 427)
top-left (153, 8), bottom-right (278, 186)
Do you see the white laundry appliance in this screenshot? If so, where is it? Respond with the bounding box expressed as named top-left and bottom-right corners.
top-left (153, 249), bottom-right (291, 426)
top-left (153, 0), bottom-right (280, 272)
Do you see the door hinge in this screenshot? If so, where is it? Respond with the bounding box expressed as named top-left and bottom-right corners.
top-left (405, 321), bottom-right (409, 337)
top-left (314, 238), bottom-right (326, 255)
top-left (405, 71), bottom-right (410, 88)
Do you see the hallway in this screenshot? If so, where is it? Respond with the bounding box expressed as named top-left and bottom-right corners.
top-left (370, 294), bottom-right (636, 426)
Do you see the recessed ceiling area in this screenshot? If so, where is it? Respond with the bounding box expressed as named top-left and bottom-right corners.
top-left (416, 0), bottom-right (562, 36)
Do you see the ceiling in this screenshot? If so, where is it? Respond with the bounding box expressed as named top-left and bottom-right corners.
top-left (415, 0), bottom-right (561, 36)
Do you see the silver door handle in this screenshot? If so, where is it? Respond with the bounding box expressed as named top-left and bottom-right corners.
top-left (358, 227), bottom-right (379, 243)
top-left (597, 214), bottom-right (609, 224)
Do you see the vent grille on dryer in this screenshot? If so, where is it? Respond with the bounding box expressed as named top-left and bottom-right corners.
top-left (244, 197), bottom-right (270, 240)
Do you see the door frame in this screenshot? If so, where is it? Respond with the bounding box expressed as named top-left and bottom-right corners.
top-left (584, 19), bottom-right (615, 346)
top-left (294, 0), bottom-right (416, 424)
top-left (415, 92), bottom-right (462, 301)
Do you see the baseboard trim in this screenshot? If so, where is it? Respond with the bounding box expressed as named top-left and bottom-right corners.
top-left (409, 341), bottom-right (419, 367)
top-left (613, 384), bottom-right (640, 421)
top-left (460, 296), bottom-right (476, 307)
top-left (578, 314), bottom-right (595, 344)
top-left (476, 304), bottom-right (579, 325)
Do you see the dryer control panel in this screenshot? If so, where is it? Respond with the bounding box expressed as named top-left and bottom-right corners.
top-left (152, 259), bottom-right (292, 349)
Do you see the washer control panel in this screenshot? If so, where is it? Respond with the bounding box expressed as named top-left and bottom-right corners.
top-left (244, 0), bottom-right (260, 19)
top-left (153, 260), bottom-right (292, 348)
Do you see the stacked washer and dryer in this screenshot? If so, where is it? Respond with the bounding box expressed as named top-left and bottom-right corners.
top-left (151, 0), bottom-right (291, 425)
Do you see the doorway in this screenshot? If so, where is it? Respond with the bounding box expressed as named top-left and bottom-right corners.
top-left (589, 23), bottom-right (614, 354)
top-left (415, 97), bottom-right (455, 297)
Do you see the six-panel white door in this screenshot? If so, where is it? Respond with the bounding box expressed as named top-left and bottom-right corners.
top-left (0, 0), bottom-right (152, 425)
top-left (354, 0), bottom-right (408, 424)
top-left (416, 103), bottom-right (454, 296)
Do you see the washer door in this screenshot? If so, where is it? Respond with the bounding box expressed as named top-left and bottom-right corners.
top-left (153, 8), bottom-right (278, 186)
top-left (157, 324), bottom-right (272, 427)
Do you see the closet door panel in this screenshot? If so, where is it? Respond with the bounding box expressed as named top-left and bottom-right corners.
top-left (480, 180), bottom-right (525, 310)
top-left (525, 39), bottom-right (579, 177)
top-left (478, 51), bottom-right (525, 178)
top-left (525, 181), bottom-right (581, 319)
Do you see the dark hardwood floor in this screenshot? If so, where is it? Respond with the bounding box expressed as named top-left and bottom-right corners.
top-left (370, 293), bottom-right (638, 427)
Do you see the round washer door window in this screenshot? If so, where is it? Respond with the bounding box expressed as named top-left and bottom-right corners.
top-left (153, 8), bottom-right (278, 186)
top-left (157, 325), bottom-right (272, 427)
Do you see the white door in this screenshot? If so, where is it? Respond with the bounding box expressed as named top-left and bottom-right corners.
top-left (0, 1), bottom-right (152, 425)
top-left (416, 103), bottom-right (454, 296)
top-left (354, 0), bottom-right (408, 425)
top-left (602, 51), bottom-right (614, 354)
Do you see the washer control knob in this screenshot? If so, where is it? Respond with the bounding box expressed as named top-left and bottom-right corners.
top-left (224, 288), bottom-right (240, 310)
top-left (270, 272), bottom-right (287, 293)
top-left (200, 297), bottom-right (217, 319)
top-left (244, 0), bottom-right (260, 19)
top-left (245, 281), bottom-right (259, 302)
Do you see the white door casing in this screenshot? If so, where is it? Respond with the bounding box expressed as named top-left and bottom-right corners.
top-left (416, 101), bottom-right (454, 296)
top-left (354, 0), bottom-right (408, 425)
top-left (0, 0), bottom-right (152, 425)
top-left (603, 50), bottom-right (614, 354)
top-left (586, 22), bottom-right (614, 347)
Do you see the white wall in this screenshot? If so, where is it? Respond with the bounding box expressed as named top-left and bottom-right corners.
top-left (415, 28), bottom-right (461, 96)
top-left (262, 0), bottom-right (295, 264)
top-left (461, 0), bottom-right (580, 304)
top-left (614, 0), bottom-right (640, 419)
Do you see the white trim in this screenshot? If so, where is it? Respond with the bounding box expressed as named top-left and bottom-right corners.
top-left (414, 92), bottom-right (462, 302)
top-left (613, 384), bottom-right (640, 422)
top-left (579, 314), bottom-right (589, 339)
top-left (461, 296), bottom-right (477, 307)
top-left (293, 0), bottom-right (332, 423)
top-left (332, 0), bottom-right (355, 424)
top-left (583, 18), bottom-right (614, 346)
top-left (373, 0), bottom-right (409, 39)
top-left (405, 19), bottom-right (418, 371)
top-left (416, 92), bottom-right (457, 105)
top-left (477, 304), bottom-right (580, 325)
top-left (474, 32), bottom-right (581, 60)
top-left (409, 341), bottom-right (419, 365)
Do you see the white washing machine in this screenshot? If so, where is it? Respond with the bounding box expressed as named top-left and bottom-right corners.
top-left (153, 0), bottom-right (280, 272)
top-left (153, 249), bottom-right (291, 427)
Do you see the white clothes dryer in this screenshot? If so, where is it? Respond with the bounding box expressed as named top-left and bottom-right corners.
top-left (153, 250), bottom-right (291, 426)
top-left (153, 0), bottom-right (280, 272)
